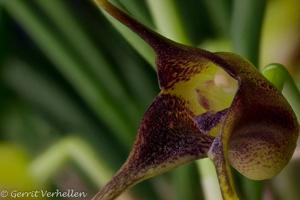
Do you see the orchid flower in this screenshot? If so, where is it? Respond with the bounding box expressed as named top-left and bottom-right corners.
top-left (92, 1), bottom-right (299, 199)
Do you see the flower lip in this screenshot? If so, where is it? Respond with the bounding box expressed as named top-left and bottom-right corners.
top-left (195, 109), bottom-right (229, 133)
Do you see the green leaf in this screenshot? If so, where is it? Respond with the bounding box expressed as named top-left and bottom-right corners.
top-left (146, 0), bottom-right (190, 45)
top-left (3, 0), bottom-right (135, 147)
top-left (203, 0), bottom-right (231, 36)
top-left (1, 59), bottom-right (127, 167)
top-left (172, 163), bottom-right (204, 200)
top-left (34, 0), bottom-right (141, 124)
top-left (116, 0), bottom-right (153, 28)
top-left (231, 0), bottom-right (267, 66)
top-left (96, 1), bottom-right (155, 66)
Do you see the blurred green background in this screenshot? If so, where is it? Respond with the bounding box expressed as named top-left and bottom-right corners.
top-left (0, 0), bottom-right (300, 199)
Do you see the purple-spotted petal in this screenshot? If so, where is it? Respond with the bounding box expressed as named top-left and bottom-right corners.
top-left (92, 94), bottom-right (213, 200)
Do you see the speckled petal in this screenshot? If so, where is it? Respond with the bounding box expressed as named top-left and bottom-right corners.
top-left (215, 52), bottom-right (299, 180)
top-left (93, 1), bottom-right (299, 200)
top-left (94, 0), bottom-right (237, 116)
top-left (92, 94), bottom-right (214, 200)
